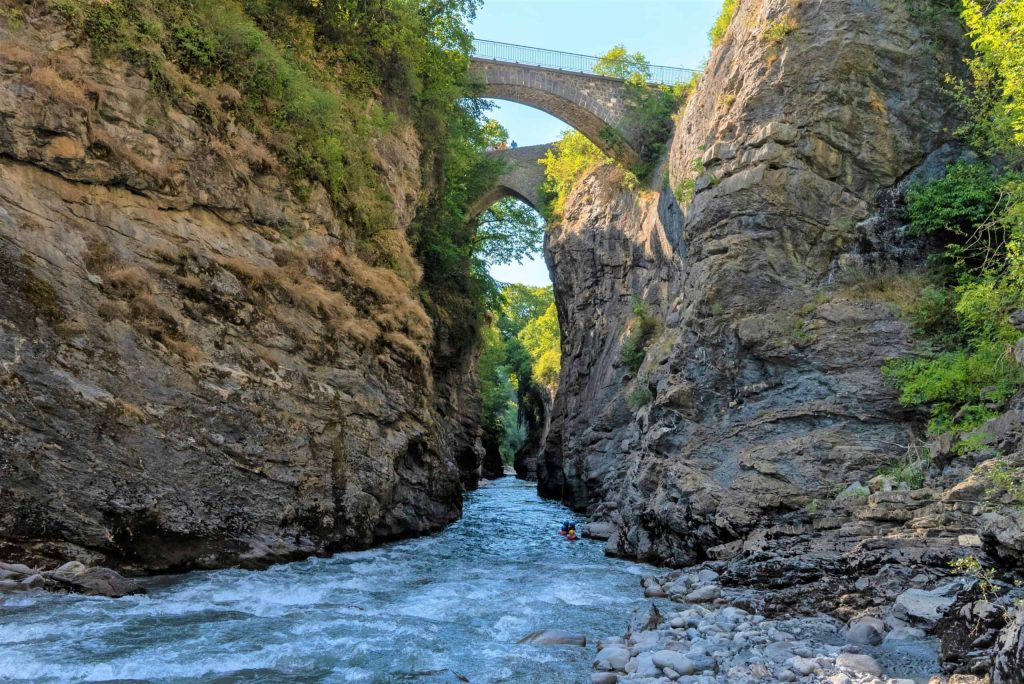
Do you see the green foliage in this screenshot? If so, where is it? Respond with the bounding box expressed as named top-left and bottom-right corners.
top-left (539, 131), bottom-right (612, 215)
top-left (475, 198), bottom-right (544, 266)
top-left (518, 303), bottom-right (561, 389)
top-left (621, 79), bottom-right (688, 178)
top-left (0, 6), bottom-right (24, 29)
top-left (961, 0), bottom-right (1024, 146)
top-left (710, 0), bottom-right (739, 47)
top-left (906, 161), bottom-right (1007, 240)
top-left (877, 453), bottom-right (931, 489)
top-left (595, 44), bottom-right (651, 81)
top-left (761, 16), bottom-right (798, 45)
top-left (950, 555), bottom-right (1000, 603)
top-left (481, 118), bottom-right (509, 148)
top-left (988, 459), bottom-right (1024, 507)
top-left (478, 286), bottom-right (559, 463)
top-left (620, 297), bottom-right (660, 373)
top-left (627, 384), bottom-right (653, 410)
top-left (46, 0), bottom-right (482, 267)
top-left (885, 339), bottom-right (1024, 434)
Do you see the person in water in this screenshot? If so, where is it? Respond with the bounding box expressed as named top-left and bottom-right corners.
top-left (566, 529), bottom-right (578, 541)
top-left (559, 521), bottom-right (577, 536)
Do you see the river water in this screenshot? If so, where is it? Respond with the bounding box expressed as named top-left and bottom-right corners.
top-left (0, 477), bottom-right (654, 683)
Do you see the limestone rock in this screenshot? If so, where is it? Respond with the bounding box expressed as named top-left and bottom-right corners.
top-left (893, 584), bottom-right (961, 625)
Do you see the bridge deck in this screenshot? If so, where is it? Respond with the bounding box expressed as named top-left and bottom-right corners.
top-left (472, 39), bottom-right (698, 86)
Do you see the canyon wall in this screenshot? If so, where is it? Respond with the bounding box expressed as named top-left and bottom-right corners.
top-left (544, 0), bottom-right (967, 565)
top-left (0, 11), bottom-right (482, 573)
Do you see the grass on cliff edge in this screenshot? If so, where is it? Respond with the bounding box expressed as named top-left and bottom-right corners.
top-left (44, 0), bottom-right (484, 272)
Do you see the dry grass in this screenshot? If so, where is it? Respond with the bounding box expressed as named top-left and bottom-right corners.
top-left (108, 399), bottom-right (148, 424)
top-left (23, 65), bottom-right (89, 106)
top-left (104, 266), bottom-right (152, 298)
top-left (165, 338), bottom-right (203, 364)
top-left (834, 271), bottom-right (929, 314)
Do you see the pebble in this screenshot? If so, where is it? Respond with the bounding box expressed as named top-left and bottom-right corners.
top-left (835, 653), bottom-right (883, 676)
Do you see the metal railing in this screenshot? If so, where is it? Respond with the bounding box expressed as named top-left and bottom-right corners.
top-left (471, 39), bottom-right (699, 86)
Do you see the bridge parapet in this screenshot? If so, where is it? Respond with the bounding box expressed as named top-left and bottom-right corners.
top-left (472, 40), bottom-right (697, 86)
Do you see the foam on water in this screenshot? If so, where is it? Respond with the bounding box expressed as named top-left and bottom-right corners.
top-left (0, 478), bottom-right (654, 683)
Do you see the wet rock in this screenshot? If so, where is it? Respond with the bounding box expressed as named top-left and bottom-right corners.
top-left (642, 575), bottom-right (668, 598)
top-left (628, 603), bottom-right (664, 635)
top-left (516, 630), bottom-right (586, 646)
top-left (590, 673), bottom-right (618, 684)
top-left (594, 646), bottom-right (631, 672)
top-left (835, 653), bottom-right (883, 676)
top-left (583, 522), bottom-right (615, 541)
top-left (47, 565), bottom-right (145, 598)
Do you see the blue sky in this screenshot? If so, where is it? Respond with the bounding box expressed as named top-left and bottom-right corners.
top-left (474, 0), bottom-right (720, 286)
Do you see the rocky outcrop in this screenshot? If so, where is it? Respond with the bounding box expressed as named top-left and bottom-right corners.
top-left (0, 10), bottom-right (481, 573)
top-left (543, 0), bottom-right (966, 565)
top-left (0, 560), bottom-right (144, 597)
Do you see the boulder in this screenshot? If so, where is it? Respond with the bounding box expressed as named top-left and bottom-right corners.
top-left (594, 646), bottom-right (631, 672)
top-left (651, 650), bottom-right (694, 676)
top-left (48, 566), bottom-right (146, 598)
top-left (685, 585), bottom-right (720, 603)
top-left (582, 522), bottom-right (615, 540)
top-left (893, 583), bottom-right (962, 625)
top-left (835, 653), bottom-right (883, 676)
top-left (590, 673), bottom-right (618, 684)
top-left (846, 616), bottom-right (885, 646)
top-left (516, 630), bottom-right (586, 647)
top-left (627, 603), bottom-right (663, 636)
top-left (0, 562), bottom-right (35, 576)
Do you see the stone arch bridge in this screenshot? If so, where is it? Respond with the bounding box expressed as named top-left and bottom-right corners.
top-left (468, 40), bottom-right (696, 218)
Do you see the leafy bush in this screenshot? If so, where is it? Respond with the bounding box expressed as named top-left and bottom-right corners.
top-left (539, 131), bottom-right (612, 215)
top-left (620, 297), bottom-right (660, 373)
top-left (710, 0), bottom-right (739, 47)
top-left (627, 384), bottom-right (653, 409)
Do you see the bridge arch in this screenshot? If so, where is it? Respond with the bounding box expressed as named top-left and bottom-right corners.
top-left (469, 60), bottom-right (640, 167)
top-left (468, 144), bottom-right (550, 221)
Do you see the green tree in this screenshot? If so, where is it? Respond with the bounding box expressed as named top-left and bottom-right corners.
top-left (962, 0), bottom-right (1024, 145)
top-left (474, 198), bottom-right (544, 265)
top-left (595, 44), bottom-right (651, 82)
top-left (539, 131), bottom-right (612, 214)
top-left (481, 118), bottom-right (509, 148)
top-left (518, 303), bottom-right (561, 389)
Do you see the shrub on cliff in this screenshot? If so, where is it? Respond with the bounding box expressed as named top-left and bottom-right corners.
top-left (620, 297), bottom-right (659, 374)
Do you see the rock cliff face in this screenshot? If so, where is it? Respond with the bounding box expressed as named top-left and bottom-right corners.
top-left (543, 0), bottom-right (966, 565)
top-left (0, 13), bottom-right (482, 573)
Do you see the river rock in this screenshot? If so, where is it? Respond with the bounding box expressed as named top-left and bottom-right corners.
top-left (651, 650), bottom-right (694, 676)
top-left (48, 566), bottom-right (145, 598)
top-left (516, 629), bottom-right (586, 646)
top-left (835, 653), bottom-right (883, 676)
top-left (583, 522), bottom-right (615, 540)
top-left (627, 603), bottom-right (663, 635)
top-left (594, 646), bottom-right (631, 672)
top-left (993, 608), bottom-right (1024, 684)
top-left (847, 616), bottom-right (885, 645)
top-left (0, 562), bottom-right (35, 576)
top-left (685, 585), bottom-right (720, 603)
top-left (590, 674), bottom-right (618, 684)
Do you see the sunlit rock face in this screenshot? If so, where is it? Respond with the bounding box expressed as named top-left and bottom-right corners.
top-left (0, 10), bottom-right (483, 573)
top-left (542, 0), bottom-right (966, 565)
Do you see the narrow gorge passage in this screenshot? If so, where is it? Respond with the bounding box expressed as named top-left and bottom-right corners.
top-left (0, 479), bottom-right (653, 683)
